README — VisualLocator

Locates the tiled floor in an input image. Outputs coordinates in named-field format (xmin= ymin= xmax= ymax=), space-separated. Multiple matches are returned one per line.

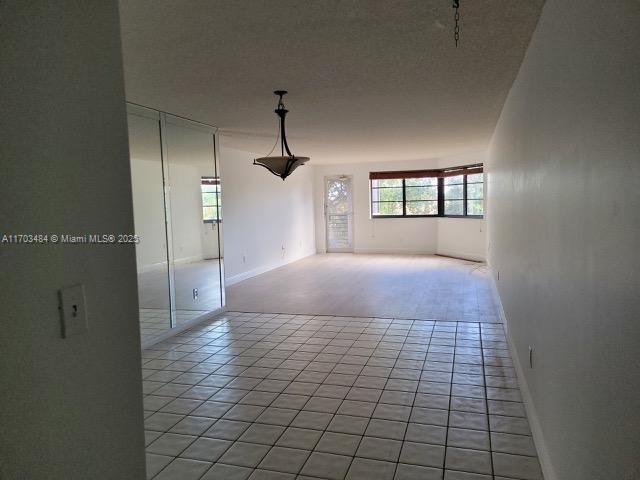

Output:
xmin=142 ymin=311 xmax=542 ymax=479
xmin=140 ymin=308 xmax=212 ymax=342
xmin=227 ymin=255 xmax=499 ymax=323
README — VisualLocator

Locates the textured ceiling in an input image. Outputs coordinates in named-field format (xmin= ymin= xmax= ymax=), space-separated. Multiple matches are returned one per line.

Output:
xmin=119 ymin=0 xmax=544 ymax=164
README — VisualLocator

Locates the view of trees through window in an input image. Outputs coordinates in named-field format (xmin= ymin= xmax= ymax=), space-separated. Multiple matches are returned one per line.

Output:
xmin=465 ymin=173 xmax=484 ymax=215
xmin=370 ymin=166 xmax=483 ymax=218
xmin=201 ymin=177 xmax=221 ymax=222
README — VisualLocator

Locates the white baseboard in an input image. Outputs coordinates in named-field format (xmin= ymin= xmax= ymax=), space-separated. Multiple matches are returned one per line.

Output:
xmin=352 ymin=248 xmax=486 ymax=261
xmin=137 ymin=255 xmax=206 ymax=274
xmin=225 ymin=251 xmax=315 ymax=286
xmin=354 ymin=247 xmax=437 ymax=255
xmin=314 ymin=248 xmax=485 ymax=261
xmin=174 ymin=254 xmax=205 ymax=265
xmin=488 ymin=270 xmax=557 ymax=480
xmin=436 ymin=249 xmax=486 ymax=262
xmin=138 ymin=261 xmax=167 ymax=274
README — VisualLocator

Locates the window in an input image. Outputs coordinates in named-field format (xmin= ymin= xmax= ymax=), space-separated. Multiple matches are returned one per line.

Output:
xmin=370 ymin=164 xmax=483 ymax=218
xmin=371 ymin=177 xmax=439 ymax=216
xmin=201 ymin=177 xmax=221 ymax=222
xmin=444 ymin=175 xmax=464 ymax=215
xmin=465 ymin=173 xmax=484 ymax=216
xmin=371 ymin=178 xmax=403 ymax=216
xmin=406 ymin=177 xmax=439 ymax=215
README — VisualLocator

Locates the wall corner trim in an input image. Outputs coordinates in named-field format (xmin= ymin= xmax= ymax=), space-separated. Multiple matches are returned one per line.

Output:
xmin=488 ymin=270 xmax=558 ymax=480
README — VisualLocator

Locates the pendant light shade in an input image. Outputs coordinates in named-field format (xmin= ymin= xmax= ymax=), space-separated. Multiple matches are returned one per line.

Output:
xmin=254 ymin=90 xmax=310 ymax=180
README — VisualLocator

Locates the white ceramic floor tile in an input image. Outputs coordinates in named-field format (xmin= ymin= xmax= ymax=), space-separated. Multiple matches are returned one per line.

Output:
xmin=142 ymin=310 xmax=541 ymax=480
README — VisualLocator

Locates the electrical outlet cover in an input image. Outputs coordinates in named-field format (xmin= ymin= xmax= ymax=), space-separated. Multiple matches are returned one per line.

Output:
xmin=59 ymin=284 xmax=88 ymax=338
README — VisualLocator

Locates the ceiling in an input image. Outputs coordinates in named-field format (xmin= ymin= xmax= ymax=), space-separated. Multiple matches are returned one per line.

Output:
xmin=119 ymin=0 xmax=544 ymax=164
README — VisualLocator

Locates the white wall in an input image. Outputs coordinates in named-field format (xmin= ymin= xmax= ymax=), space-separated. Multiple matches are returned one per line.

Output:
xmin=487 ymin=1 xmax=640 ymax=479
xmin=130 ymin=156 xmax=168 ymax=269
xmin=436 ymin=217 xmax=486 ymax=261
xmin=219 ymin=145 xmax=316 ymax=284
xmin=0 ymin=1 xmax=146 ymax=478
xmin=166 ymin=162 xmax=206 ymax=263
xmin=313 ymin=154 xmax=486 ymax=260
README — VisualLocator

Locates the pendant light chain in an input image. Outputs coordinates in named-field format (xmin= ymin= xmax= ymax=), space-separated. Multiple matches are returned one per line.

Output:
xmin=453 ymin=0 xmax=460 ymax=47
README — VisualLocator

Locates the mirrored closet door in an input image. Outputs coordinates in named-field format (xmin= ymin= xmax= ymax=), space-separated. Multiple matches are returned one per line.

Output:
xmin=126 ymin=104 xmax=224 ymax=344
xmin=164 ymin=114 xmax=224 ymax=326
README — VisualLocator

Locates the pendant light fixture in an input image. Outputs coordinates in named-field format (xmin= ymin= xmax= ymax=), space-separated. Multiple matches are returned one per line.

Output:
xmin=254 ymin=90 xmax=310 ymax=180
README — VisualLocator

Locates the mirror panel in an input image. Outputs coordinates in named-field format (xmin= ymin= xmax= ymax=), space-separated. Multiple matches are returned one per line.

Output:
xmin=127 ymin=104 xmax=224 ymax=344
xmin=127 ymin=106 xmax=173 ymax=342
xmin=165 ymin=116 xmax=223 ymax=325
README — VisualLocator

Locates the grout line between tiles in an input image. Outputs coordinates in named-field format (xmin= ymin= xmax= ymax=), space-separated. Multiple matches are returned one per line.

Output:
xmin=142 ymin=312 xmax=537 ymax=480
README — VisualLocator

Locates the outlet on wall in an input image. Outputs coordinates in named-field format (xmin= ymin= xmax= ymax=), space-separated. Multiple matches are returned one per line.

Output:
xmin=496 ymin=270 xmax=500 ymax=281
xmin=59 ymin=284 xmax=88 ymax=338
xmin=528 ymin=346 xmax=534 ymax=368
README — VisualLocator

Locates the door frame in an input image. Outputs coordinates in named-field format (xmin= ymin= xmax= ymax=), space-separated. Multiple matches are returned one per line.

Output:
xmin=324 ymin=175 xmax=354 ymax=253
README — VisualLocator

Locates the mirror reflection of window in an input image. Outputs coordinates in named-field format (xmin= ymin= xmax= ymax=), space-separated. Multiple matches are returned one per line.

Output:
xmin=201 ymin=177 xmax=221 ymax=223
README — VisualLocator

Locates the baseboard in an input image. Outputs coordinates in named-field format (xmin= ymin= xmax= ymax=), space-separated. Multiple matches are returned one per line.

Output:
xmin=488 ymin=270 xmax=557 ymax=480
xmin=225 ymin=251 xmax=315 ymax=286
xmin=137 ymin=261 xmax=167 ymax=274
xmin=436 ymin=249 xmax=486 ymax=262
xmin=174 ymin=254 xmax=206 ymax=265
xmin=353 ymin=247 xmax=437 ymax=255
xmin=137 ymin=255 xmax=207 ymax=274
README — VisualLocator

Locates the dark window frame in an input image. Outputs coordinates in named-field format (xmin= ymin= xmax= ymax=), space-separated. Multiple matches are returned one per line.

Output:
xmin=371 ymin=179 xmax=439 ymax=218
xmin=370 ymin=164 xmax=484 ymax=219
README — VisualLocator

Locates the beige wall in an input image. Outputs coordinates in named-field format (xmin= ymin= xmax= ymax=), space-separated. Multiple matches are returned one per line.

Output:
xmin=0 ymin=1 xmax=146 ymax=478
xmin=488 ymin=0 xmax=640 ymax=479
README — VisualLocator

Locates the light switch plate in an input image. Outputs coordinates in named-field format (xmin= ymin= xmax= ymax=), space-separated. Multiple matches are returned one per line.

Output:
xmin=59 ymin=284 xmax=88 ymax=338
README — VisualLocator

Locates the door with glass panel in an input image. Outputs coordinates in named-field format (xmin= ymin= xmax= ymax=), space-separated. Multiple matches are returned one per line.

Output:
xmin=325 ymin=176 xmax=353 ymax=252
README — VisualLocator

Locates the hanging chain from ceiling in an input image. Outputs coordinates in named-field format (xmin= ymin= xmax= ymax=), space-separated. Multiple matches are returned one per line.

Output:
xmin=453 ymin=0 xmax=460 ymax=47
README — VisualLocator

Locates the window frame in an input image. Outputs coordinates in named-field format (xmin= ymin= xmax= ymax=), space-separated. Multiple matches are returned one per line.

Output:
xmin=463 ymin=173 xmax=484 ymax=218
xmin=201 ymin=176 xmax=221 ymax=224
xmin=371 ymin=178 xmax=439 ymax=218
xmin=370 ymin=164 xmax=484 ymax=219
